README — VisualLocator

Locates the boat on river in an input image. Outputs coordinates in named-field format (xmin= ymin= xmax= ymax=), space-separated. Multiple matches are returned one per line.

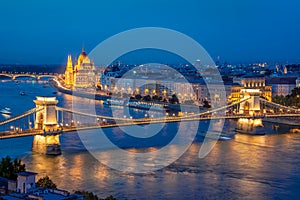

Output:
xmin=200 ymin=131 xmax=234 ymax=140
xmin=235 ymin=125 xmax=265 ymax=135
xmin=0 ymin=108 xmax=11 ymax=115
xmin=103 ymin=99 xmax=126 ymax=106
xmin=127 ymin=102 xmax=169 ymax=112
xmin=104 ymin=99 xmax=169 ymax=112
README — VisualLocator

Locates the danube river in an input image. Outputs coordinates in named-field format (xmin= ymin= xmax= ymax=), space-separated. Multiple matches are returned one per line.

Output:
xmin=0 ymin=80 xmax=300 ymax=199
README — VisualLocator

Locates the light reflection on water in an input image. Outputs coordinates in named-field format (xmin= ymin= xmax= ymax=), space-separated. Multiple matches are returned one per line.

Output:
xmin=0 ymin=81 xmax=300 ymax=199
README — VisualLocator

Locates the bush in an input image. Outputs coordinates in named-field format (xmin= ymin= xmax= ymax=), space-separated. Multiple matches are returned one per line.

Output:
xmin=36 ymin=176 xmax=57 ymax=189
xmin=75 ymin=191 xmax=99 ymax=200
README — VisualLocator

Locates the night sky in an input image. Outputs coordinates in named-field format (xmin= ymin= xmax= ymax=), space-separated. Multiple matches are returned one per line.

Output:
xmin=0 ymin=0 xmax=299 ymax=64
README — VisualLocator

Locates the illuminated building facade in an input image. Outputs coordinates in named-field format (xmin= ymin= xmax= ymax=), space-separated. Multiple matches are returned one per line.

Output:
xmin=267 ymin=77 xmax=297 ymax=97
xmin=101 ymin=73 xmax=231 ymax=104
xmin=64 ymin=55 xmax=73 ymax=86
xmin=230 ymin=75 xmax=272 ymax=102
xmin=64 ymin=47 xmax=96 ymax=88
xmin=297 ymin=78 xmax=300 ymax=88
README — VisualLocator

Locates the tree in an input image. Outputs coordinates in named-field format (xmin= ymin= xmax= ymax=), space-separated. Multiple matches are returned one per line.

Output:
xmin=273 ymin=92 xmax=300 ymax=108
xmin=152 ymin=95 xmax=159 ymax=102
xmin=104 ymin=195 xmax=116 ymax=200
xmin=75 ymin=191 xmax=99 ymax=200
xmin=158 ymin=96 xmax=163 ymax=101
xmin=143 ymin=95 xmax=151 ymax=101
xmin=170 ymin=94 xmax=179 ymax=104
xmin=0 ymin=156 xmax=25 ymax=180
xmin=273 ymin=95 xmax=286 ymax=105
xmin=291 ymin=87 xmax=300 ymax=97
xmin=36 ymin=176 xmax=57 ymax=189
xmin=135 ymin=94 xmax=142 ymax=100
xmin=203 ymin=100 xmax=211 ymax=108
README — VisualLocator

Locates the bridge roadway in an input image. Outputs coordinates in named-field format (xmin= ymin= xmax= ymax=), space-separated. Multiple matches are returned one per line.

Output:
xmin=1 ymin=113 xmax=300 ymax=140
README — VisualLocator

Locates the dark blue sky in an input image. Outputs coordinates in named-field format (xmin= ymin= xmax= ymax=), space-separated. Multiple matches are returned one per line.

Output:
xmin=0 ymin=0 xmax=299 ymax=64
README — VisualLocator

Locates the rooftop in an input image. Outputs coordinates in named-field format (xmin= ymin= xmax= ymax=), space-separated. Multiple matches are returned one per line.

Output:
xmin=242 ymin=74 xmax=265 ymax=78
xmin=267 ymin=77 xmax=297 ymax=85
xmin=17 ymin=171 xmax=38 ymax=177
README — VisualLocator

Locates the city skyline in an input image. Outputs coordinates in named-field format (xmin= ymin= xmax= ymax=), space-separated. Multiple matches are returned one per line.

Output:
xmin=0 ymin=0 xmax=299 ymax=64
xmin=0 ymin=1 xmax=300 ymax=199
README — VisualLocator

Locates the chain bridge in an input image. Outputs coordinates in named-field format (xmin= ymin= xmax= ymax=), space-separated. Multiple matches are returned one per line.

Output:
xmin=0 ymin=91 xmax=299 ymax=155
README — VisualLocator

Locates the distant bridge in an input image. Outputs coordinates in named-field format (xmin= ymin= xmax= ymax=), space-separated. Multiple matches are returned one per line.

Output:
xmin=0 ymin=72 xmax=58 ymax=80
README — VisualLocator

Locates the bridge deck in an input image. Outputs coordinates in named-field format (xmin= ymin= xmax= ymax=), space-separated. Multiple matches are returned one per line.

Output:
xmin=1 ymin=113 xmax=299 ymax=140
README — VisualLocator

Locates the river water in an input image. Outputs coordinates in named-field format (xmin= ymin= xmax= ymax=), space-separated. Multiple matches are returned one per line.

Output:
xmin=0 ymin=80 xmax=300 ymax=200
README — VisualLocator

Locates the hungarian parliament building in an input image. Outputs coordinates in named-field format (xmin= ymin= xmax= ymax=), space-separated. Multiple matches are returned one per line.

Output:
xmin=64 ymin=47 xmax=100 ymax=89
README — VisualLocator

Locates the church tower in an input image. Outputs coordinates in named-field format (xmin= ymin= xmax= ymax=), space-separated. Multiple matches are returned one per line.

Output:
xmin=65 ymin=54 xmax=74 ymax=86
xmin=284 ymin=66 xmax=288 ymax=74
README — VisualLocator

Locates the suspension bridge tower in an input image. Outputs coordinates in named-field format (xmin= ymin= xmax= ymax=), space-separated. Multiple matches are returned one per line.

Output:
xmin=32 ymin=97 xmax=61 ymax=155
xmin=237 ymin=89 xmax=263 ymax=134
xmin=239 ymin=89 xmax=261 ymax=116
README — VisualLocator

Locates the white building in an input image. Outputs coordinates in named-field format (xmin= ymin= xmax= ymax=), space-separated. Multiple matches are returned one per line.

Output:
xmin=296 ymin=77 xmax=300 ymax=88
xmin=17 ymin=172 xmax=37 ymax=194
xmin=267 ymin=77 xmax=297 ymax=97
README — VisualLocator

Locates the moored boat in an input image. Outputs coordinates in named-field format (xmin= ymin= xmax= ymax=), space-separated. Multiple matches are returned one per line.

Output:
xmin=235 ymin=126 xmax=265 ymax=135
xmin=0 ymin=108 xmax=11 ymax=115
xmin=127 ymin=102 xmax=169 ymax=112
xmin=104 ymin=99 xmax=126 ymax=106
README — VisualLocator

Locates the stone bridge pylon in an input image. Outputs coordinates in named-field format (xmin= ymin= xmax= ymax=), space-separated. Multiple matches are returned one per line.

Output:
xmin=32 ymin=97 xmax=62 ymax=155
xmin=238 ymin=89 xmax=261 ymax=116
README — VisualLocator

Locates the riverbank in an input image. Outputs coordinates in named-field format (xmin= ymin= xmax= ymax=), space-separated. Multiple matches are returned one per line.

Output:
xmin=263 ymin=117 xmax=300 ymax=126
xmin=50 ymin=78 xmax=206 ymax=113
xmin=50 ymin=79 xmax=111 ymax=101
